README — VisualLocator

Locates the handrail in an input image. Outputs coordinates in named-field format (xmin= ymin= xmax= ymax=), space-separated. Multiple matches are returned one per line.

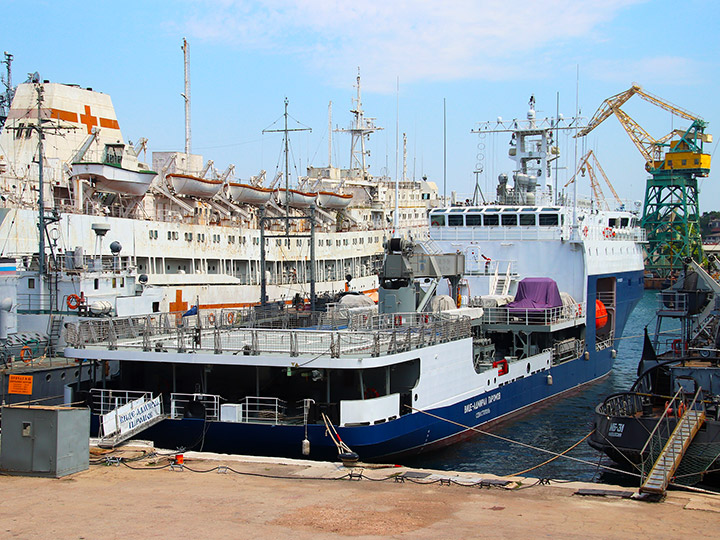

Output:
xmin=639 ymin=386 xmax=684 ymax=458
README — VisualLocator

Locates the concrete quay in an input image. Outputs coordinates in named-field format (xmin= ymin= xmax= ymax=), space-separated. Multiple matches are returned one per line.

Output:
xmin=1 ymin=445 xmax=718 ymax=539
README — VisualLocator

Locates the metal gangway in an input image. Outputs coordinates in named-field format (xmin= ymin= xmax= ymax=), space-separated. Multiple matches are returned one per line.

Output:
xmin=92 ymin=389 xmax=168 ymax=447
xmin=639 ymin=387 xmax=706 ymax=496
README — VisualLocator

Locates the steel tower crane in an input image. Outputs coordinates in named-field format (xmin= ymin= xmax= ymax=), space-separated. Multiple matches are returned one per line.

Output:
xmin=578 ymin=84 xmax=712 ymax=276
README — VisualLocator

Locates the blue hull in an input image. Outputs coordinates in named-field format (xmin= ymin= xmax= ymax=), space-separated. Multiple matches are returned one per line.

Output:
xmin=110 ymin=269 xmax=644 ymax=461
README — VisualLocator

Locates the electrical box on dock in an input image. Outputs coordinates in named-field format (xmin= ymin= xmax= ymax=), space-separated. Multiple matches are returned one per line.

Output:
xmin=0 ymin=405 xmax=90 ymax=477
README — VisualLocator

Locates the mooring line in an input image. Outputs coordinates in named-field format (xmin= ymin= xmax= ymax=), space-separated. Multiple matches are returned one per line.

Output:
xmin=406 ymin=405 xmax=641 ymax=479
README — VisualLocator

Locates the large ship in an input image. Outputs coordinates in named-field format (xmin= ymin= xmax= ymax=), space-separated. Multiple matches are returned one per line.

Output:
xmin=63 ymin=97 xmax=646 ymax=461
xmin=0 ymin=60 xmax=439 ymax=321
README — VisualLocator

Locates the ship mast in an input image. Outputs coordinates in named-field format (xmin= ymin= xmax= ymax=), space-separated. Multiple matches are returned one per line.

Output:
xmin=181 ymin=38 xmax=191 ymax=155
xmin=336 ymin=70 xmax=382 ymax=180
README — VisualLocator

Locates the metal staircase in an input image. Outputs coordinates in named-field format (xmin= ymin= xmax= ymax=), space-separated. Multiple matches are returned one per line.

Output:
xmin=48 ymin=315 xmax=64 ymax=354
xmin=639 ymin=387 xmax=706 ymax=495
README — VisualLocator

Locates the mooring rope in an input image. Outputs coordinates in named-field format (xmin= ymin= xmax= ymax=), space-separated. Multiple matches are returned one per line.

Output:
xmin=508 ymin=430 xmax=595 ymax=477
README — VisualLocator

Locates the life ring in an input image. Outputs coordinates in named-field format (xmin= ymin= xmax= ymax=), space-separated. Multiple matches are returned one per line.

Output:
xmin=602 ymin=227 xmax=611 ymax=239
xmin=576 ymin=303 xmax=583 ymax=317
xmin=422 ymin=314 xmax=430 ymax=324
xmin=227 ymin=312 xmax=235 ymax=324
xmin=67 ymin=294 xmax=81 ymax=310
xmin=208 ymin=313 xmax=216 ymax=324
xmin=394 ymin=315 xmax=402 ymax=326
xmin=20 ymin=346 xmax=32 ymax=364
xmin=672 ymin=339 xmax=683 ymax=355
xmin=364 ymin=387 xmax=380 ymax=399
xmin=582 ymin=226 xmax=588 ymax=237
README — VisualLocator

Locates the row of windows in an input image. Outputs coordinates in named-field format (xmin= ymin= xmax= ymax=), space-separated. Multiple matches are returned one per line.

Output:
xmin=431 ymin=213 xmax=561 ymax=227
xmin=149 ymin=230 xmax=381 ymax=247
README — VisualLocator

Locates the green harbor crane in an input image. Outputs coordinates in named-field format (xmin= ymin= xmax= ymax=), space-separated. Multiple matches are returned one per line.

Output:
xmin=578 ymin=85 xmax=712 ymax=277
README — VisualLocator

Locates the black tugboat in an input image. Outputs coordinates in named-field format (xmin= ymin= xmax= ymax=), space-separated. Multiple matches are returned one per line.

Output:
xmin=589 ymin=259 xmax=720 ymax=491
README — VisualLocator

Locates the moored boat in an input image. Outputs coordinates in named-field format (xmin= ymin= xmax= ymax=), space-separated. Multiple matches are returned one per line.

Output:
xmin=71 ymin=162 xmax=156 ymax=196
xmin=64 ymin=96 xmax=646 ymax=462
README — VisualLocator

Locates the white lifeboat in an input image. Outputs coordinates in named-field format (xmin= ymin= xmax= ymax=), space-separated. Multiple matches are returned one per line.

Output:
xmin=226 ymin=182 xmax=275 ymax=206
xmin=71 ymin=162 xmax=156 ymax=196
xmin=276 ymin=188 xmax=318 ymax=209
xmin=168 ymin=173 xmax=223 ymax=198
xmin=317 ymin=191 xmax=353 ymax=210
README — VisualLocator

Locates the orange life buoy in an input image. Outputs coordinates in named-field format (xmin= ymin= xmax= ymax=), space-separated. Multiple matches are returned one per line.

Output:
xmin=582 ymin=226 xmax=589 ymax=237
xmin=20 ymin=346 xmax=32 ymax=364
xmin=672 ymin=339 xmax=683 ymax=355
xmin=208 ymin=313 xmax=216 ymax=324
xmin=394 ymin=314 xmax=402 ymax=326
xmin=227 ymin=312 xmax=235 ymax=324
xmin=67 ymin=294 xmax=81 ymax=310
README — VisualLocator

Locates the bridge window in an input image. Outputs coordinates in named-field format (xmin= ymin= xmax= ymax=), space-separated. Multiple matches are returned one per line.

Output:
xmin=448 ymin=215 xmax=464 ymax=226
xmin=430 ymin=214 xmax=446 ymax=226
xmin=519 ymin=214 xmax=536 ymax=226
xmin=501 ymin=214 xmax=517 ymax=226
xmin=466 ymin=214 xmax=482 ymax=226
xmin=539 ymin=214 xmax=559 ymax=226
xmin=483 ymin=214 xmax=499 ymax=226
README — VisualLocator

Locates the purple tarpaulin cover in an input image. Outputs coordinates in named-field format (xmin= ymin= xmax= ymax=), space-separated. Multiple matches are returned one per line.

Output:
xmin=506 ymin=277 xmax=562 ymax=313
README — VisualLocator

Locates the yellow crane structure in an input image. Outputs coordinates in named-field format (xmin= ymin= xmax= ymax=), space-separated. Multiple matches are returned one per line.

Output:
xmin=565 ymin=150 xmax=623 ymax=211
xmin=577 ymin=84 xmax=712 ymax=276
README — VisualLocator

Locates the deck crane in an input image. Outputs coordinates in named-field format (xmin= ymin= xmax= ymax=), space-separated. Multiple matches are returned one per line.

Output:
xmin=577 ymin=84 xmax=712 ymax=276
xmin=565 ymin=150 xmax=623 ymax=211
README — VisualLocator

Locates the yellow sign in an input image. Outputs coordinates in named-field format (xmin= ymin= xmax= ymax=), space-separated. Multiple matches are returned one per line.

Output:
xmin=8 ymin=374 xmax=33 ymax=395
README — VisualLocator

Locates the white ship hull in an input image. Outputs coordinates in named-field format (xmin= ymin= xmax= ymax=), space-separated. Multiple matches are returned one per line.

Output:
xmin=276 ymin=188 xmax=317 ymax=209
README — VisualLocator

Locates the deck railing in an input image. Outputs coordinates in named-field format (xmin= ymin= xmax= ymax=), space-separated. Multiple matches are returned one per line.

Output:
xmin=66 ymin=311 xmax=472 ymax=358
xmin=479 ymin=302 xmax=585 ymax=326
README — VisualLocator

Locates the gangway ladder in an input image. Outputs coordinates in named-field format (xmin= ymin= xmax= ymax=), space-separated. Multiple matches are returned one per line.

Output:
xmin=639 ymin=387 xmax=706 ymax=496
xmin=98 ymin=393 xmax=168 ymax=448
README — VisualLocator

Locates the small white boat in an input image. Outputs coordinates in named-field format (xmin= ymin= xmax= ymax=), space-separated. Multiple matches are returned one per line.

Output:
xmin=71 ymin=162 xmax=156 ymax=196
xmin=276 ymin=188 xmax=318 ymax=209
xmin=317 ymin=191 xmax=353 ymax=210
xmin=168 ymin=173 xmax=223 ymax=198
xmin=226 ymin=182 xmax=275 ymax=206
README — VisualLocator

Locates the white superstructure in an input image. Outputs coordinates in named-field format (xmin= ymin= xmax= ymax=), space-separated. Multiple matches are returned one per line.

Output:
xmin=0 ymin=76 xmax=440 ymax=313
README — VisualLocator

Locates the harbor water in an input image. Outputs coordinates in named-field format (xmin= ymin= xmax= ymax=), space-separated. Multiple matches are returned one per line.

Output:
xmin=404 ymin=290 xmax=660 ymax=485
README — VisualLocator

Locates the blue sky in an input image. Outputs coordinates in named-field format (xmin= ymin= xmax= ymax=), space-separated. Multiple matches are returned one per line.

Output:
xmin=4 ymin=0 xmax=719 ymax=210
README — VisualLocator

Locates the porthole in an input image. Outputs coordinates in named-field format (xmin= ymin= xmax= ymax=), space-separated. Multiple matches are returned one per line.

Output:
xmin=526 ymin=363 xmax=531 ymax=373
xmin=45 ymin=374 xmax=51 ymax=382
xmin=414 ymin=394 xmax=418 ymax=402
xmin=61 ymin=372 xmax=66 ymax=380
xmin=74 ymin=370 xmax=79 ymax=378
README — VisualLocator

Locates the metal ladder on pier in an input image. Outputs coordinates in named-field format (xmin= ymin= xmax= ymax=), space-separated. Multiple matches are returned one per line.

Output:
xmin=639 ymin=387 xmax=705 ymax=496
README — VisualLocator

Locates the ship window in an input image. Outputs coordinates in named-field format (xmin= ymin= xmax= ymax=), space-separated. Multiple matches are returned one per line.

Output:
xmin=168 ymin=231 xmax=172 ymax=240
xmin=621 ymin=218 xmax=629 ymax=227
xmin=466 ymin=214 xmax=482 ymax=226
xmin=112 ymin=278 xmax=117 ymax=288
xmin=483 ymin=214 xmax=499 ymax=226
xmin=430 ymin=214 xmax=446 ymax=226
xmin=449 ymin=208 xmax=465 ymax=212
xmin=682 ymin=159 xmax=687 ymax=166
xmin=94 ymin=278 xmax=99 ymax=289
xmin=539 ymin=213 xmax=558 ymax=226
xmin=448 ymin=215 xmax=464 ymax=226
xmin=519 ymin=214 xmax=536 ymax=226
xmin=28 ymin=278 xmax=35 ymax=289
xmin=695 ymin=158 xmax=699 ymax=165
xmin=501 ymin=214 xmax=517 ymax=226
xmin=609 ymin=218 xmax=618 ymax=227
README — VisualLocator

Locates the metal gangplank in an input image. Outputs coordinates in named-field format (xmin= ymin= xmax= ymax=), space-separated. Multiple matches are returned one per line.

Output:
xmin=639 ymin=388 xmax=706 ymax=496
xmin=93 ymin=389 xmax=168 ymax=448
